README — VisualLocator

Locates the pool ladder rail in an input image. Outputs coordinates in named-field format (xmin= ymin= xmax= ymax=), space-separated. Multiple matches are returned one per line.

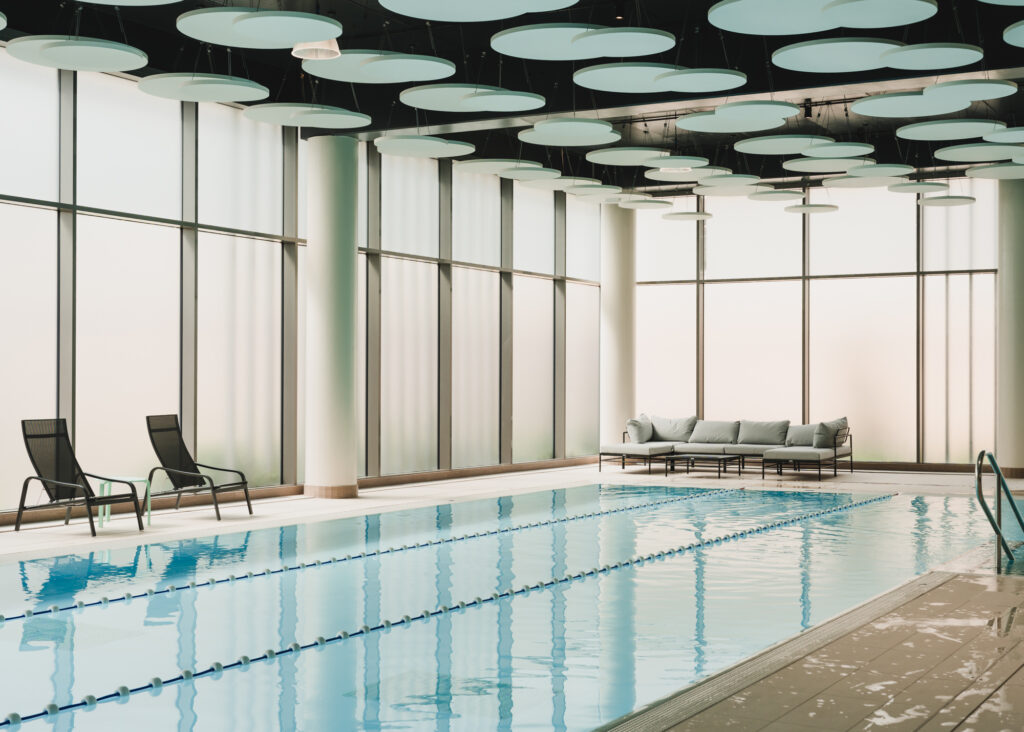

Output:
xmin=974 ymin=450 xmax=1024 ymax=565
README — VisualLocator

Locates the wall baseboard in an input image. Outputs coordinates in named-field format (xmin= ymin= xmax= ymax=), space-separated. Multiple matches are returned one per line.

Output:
xmin=355 ymin=456 xmax=599 ymax=489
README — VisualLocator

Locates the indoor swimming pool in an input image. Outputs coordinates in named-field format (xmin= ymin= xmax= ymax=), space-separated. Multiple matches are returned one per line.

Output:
xmin=0 ymin=485 xmax=992 ymax=730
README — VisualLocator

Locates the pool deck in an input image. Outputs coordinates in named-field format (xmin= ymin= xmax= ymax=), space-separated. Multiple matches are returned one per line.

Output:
xmin=3 ymin=463 xmax=1023 ymax=731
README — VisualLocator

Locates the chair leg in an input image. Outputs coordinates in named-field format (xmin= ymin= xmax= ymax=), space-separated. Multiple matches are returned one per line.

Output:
xmin=15 ymin=484 xmax=28 ymax=532
xmin=243 ymin=484 xmax=253 ymax=515
xmin=211 ymin=489 xmax=222 ymax=520
xmin=175 ymin=492 xmax=183 ymax=510
xmin=818 ymin=462 xmax=822 ymax=481
xmin=132 ymin=492 xmax=144 ymax=532
xmin=85 ymin=501 xmax=97 ymax=537
xmin=64 ymin=506 xmax=72 ymax=525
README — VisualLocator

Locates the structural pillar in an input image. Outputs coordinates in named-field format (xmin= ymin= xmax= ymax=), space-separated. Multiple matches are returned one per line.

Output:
xmin=600 ymin=204 xmax=636 ymax=446
xmin=997 ymin=179 xmax=1024 ymax=470
xmin=304 ymin=135 xmax=359 ymax=498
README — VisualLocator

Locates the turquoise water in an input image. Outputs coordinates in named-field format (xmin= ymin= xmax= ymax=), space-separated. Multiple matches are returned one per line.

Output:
xmin=0 ymin=485 xmax=989 ymax=730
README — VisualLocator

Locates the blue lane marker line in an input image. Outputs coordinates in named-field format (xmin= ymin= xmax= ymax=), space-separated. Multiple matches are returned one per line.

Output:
xmin=0 ymin=488 xmax=745 ymax=625
xmin=1 ymin=491 xmax=895 ymax=727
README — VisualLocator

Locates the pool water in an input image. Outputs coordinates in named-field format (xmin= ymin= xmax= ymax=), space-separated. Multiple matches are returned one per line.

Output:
xmin=0 ymin=485 xmax=989 ymax=730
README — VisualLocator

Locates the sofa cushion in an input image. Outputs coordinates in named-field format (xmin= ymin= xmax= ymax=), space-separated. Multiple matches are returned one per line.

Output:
xmin=813 ymin=417 xmax=849 ymax=448
xmin=626 ymin=414 xmax=653 ymax=444
xmin=738 ymin=420 xmax=790 ymax=446
xmin=601 ymin=442 xmax=674 ymax=457
xmin=688 ymin=420 xmax=740 ymax=444
xmin=673 ymin=443 xmax=727 ymax=455
xmin=650 ymin=415 xmax=698 ymax=442
xmin=785 ymin=424 xmax=817 ymax=447
xmin=727 ymin=444 xmax=779 ymax=456
xmin=763 ymin=446 xmax=852 ymax=461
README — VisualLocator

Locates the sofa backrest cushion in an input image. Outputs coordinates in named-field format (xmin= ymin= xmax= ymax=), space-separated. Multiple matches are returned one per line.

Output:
xmin=626 ymin=414 xmax=653 ymax=443
xmin=650 ymin=415 xmax=698 ymax=442
xmin=785 ymin=424 xmax=817 ymax=447
xmin=813 ymin=417 xmax=849 ymax=448
xmin=688 ymin=420 xmax=740 ymax=444
xmin=738 ymin=420 xmax=790 ymax=446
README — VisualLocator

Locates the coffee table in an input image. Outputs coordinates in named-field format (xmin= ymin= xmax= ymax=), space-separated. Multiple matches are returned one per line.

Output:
xmin=671 ymin=454 xmax=741 ymax=478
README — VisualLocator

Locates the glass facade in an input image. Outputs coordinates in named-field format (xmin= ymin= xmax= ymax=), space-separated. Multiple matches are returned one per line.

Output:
xmin=513 ymin=275 xmax=555 ymax=462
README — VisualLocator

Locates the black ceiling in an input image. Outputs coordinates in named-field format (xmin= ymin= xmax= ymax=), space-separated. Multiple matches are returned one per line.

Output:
xmin=4 ymin=0 xmax=1024 ymax=188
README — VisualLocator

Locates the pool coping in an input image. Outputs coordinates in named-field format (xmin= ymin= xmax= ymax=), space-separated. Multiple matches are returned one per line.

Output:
xmin=600 ymin=570 xmax=958 ymax=732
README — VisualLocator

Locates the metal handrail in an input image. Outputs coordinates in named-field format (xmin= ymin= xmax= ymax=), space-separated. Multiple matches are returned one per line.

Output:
xmin=974 ymin=450 xmax=1024 ymax=564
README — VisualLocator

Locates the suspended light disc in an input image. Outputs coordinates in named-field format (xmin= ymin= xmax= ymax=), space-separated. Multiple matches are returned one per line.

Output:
xmin=571 ymin=27 xmax=676 ymax=58
xmin=966 ymin=164 xmax=1024 ymax=180
xmin=6 ymin=36 xmax=147 ymax=72
xmin=379 ymin=0 xmax=579 ymax=23
xmin=373 ymin=135 xmax=475 ymax=159
xmin=663 ymin=211 xmax=712 ymax=221
xmin=138 ymin=73 xmax=269 ymax=103
xmin=734 ymin=135 xmax=834 ymax=155
xmin=786 ymin=204 xmax=839 ymax=214
xmin=749 ymin=190 xmax=805 ymax=201
xmin=648 ymin=155 xmax=710 ymax=169
xmin=919 ymin=196 xmax=976 ymax=207
xmin=897 ymin=119 xmax=1007 ymax=141
xmin=772 ymin=37 xmax=904 ymax=73
xmin=518 ymin=118 xmax=621 ymax=147
xmin=585 ymin=147 xmax=670 ymax=166
xmin=881 ymin=42 xmax=983 ymax=70
xmin=491 ymin=24 xmax=607 ymax=61
xmin=455 ymin=159 xmax=541 ymax=176
xmin=888 ymin=181 xmax=950 ymax=193
xmin=231 ymin=11 xmax=342 ymax=46
xmin=821 ymin=0 xmax=938 ymax=29
xmin=934 ymin=143 xmax=1024 ymax=163
xmin=498 ymin=167 xmax=560 ymax=181
xmin=803 ymin=141 xmax=875 ymax=157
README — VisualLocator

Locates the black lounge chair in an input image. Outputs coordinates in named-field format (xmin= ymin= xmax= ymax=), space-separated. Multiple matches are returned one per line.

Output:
xmin=18 ymin=418 xmax=145 ymax=536
xmin=145 ymin=414 xmax=253 ymax=520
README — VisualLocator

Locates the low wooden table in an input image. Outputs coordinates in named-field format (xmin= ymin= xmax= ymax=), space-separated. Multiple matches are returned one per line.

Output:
xmin=671 ymin=454 xmax=742 ymax=478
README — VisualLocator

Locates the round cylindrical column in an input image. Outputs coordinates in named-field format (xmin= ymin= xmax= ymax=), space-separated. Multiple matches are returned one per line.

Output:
xmin=600 ymin=204 xmax=636 ymax=446
xmin=304 ymin=135 xmax=359 ymax=498
xmin=997 ymin=179 xmax=1024 ymax=469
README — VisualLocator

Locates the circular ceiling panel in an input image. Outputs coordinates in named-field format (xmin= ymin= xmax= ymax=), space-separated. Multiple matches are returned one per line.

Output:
xmin=677 ymin=101 xmax=799 ymax=134
xmin=491 ymin=23 xmax=607 ymax=61
xmin=400 ymin=83 xmax=499 ymax=112
xmin=786 ymin=204 xmax=839 ymax=214
xmin=518 ymin=118 xmax=621 ymax=147
xmin=302 ymin=50 xmax=398 ymax=84
xmin=889 ymin=181 xmax=950 ymax=193
xmin=919 ymin=196 xmax=976 ymax=207
xmin=359 ymin=54 xmax=456 ymax=83
xmin=734 ymin=134 xmax=834 ymax=155
xmin=565 ymin=184 xmax=622 ymax=197
xmin=655 ymin=68 xmax=748 ymax=93
xmin=966 ymin=164 xmax=1024 ymax=180
xmin=984 ymin=127 xmax=1024 ymax=143
xmin=821 ymin=0 xmax=937 ymax=28
xmin=850 ymin=91 xmax=968 ymax=118
xmin=379 ymin=0 xmax=577 ymax=22
xmin=1006 ymin=20 xmax=1024 ymax=48
xmin=709 ymin=0 xmax=836 ymax=36
xmin=522 ymin=176 xmax=601 ymax=190
xmin=585 ymin=147 xmax=670 ymax=166
xmin=0 ymin=12 xmax=6 ymax=31
xmin=242 ymin=102 xmax=358 ymax=127
xmin=645 ymin=168 xmax=718 ymax=182
xmin=571 ymin=27 xmax=676 ymax=58
xmin=80 ymin=0 xmax=180 ymax=4
xmin=6 ymin=36 xmax=147 ymax=72
xmin=928 ymin=78 xmax=1018 ymax=103
xmin=649 ymin=155 xmax=710 ymax=169
xmin=934 ymin=143 xmax=1023 ymax=163
xmin=620 ymin=199 xmax=674 ymax=210
xmin=178 ymin=7 xmax=290 ymax=49
xmin=823 ymin=175 xmax=905 ymax=188
xmin=772 ymin=37 xmax=903 ymax=73
xmin=461 ymin=89 xmax=545 ymax=112
xmin=232 ymin=11 xmax=342 ymax=46
xmin=694 ymin=184 xmax=772 ymax=196
xmin=498 ymin=166 xmax=560 ymax=181
xmin=296 ymin=108 xmax=371 ymax=130
xmin=664 ymin=212 xmax=712 ymax=221
xmin=749 ymin=190 xmax=805 ymax=201
xmin=138 ymin=73 xmax=268 ymax=102
xmin=881 ymin=42 xmax=983 ymax=70
xmin=897 ymin=119 xmax=1006 ymax=141
xmin=702 ymin=174 xmax=761 ymax=187
xmin=782 ymin=156 xmax=874 ymax=173
xmin=847 ymin=163 xmax=913 ymax=177
xmin=373 ymin=135 xmax=475 ymax=159
xmin=455 ymin=159 xmax=541 ymax=176
xmin=803 ymin=141 xmax=875 ymax=157
xmin=574 ymin=62 xmax=682 ymax=94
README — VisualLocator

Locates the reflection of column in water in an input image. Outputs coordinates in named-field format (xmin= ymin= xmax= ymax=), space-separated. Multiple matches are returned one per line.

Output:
xmin=175 ymin=582 xmax=198 ymax=732
xmin=599 ymin=499 xmax=636 ymax=719
xmin=277 ymin=524 xmax=299 ymax=732
xmin=434 ymin=504 xmax=454 ymax=730
xmin=549 ymin=490 xmax=568 ymax=732
xmin=496 ymin=496 xmax=513 ymax=731
xmin=26 ymin=611 xmax=74 ymax=732
xmin=363 ymin=514 xmax=382 ymax=727
xmin=800 ymin=524 xmax=812 ymax=631
xmin=693 ymin=514 xmax=707 ymax=679
xmin=912 ymin=495 xmax=930 ymax=576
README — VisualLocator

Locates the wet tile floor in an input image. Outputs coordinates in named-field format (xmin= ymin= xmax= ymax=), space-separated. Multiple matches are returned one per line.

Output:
xmin=668 ymin=572 xmax=1024 ymax=731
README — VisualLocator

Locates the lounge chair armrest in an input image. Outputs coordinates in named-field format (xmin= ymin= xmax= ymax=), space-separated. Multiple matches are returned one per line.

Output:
xmin=82 ymin=473 xmax=142 ymax=494
xmin=195 ymin=463 xmax=247 ymax=483
xmin=622 ymin=431 xmax=629 ymax=442
xmin=146 ymin=466 xmax=214 ymax=488
xmin=22 ymin=475 xmax=86 ymax=495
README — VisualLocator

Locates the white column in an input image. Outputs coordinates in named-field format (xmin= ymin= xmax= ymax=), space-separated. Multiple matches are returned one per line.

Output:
xmin=997 ymin=180 xmax=1024 ymax=469
xmin=600 ymin=204 xmax=636 ymax=446
xmin=304 ymin=135 xmax=359 ymax=498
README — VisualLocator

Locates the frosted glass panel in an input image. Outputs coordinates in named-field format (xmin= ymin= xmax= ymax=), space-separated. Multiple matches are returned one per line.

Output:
xmin=297 ymin=138 xmax=307 ymax=240
xmin=381 ymin=257 xmax=438 ymax=474
xmin=923 ymin=274 xmax=995 ymax=463
xmin=357 ymin=253 xmax=367 ymax=477
xmin=566 ymin=196 xmax=601 ymax=281
xmin=705 ymin=196 xmax=802 ymax=279
xmin=297 ymin=246 xmax=306 ymax=484
xmin=381 ymin=155 xmax=438 ymax=257
xmin=923 ymin=178 xmax=997 ymax=271
xmin=809 ymin=187 xmax=916 ymax=275
xmin=513 ymin=276 xmax=553 ymax=462
xmin=452 ymin=267 xmax=500 ymax=468
xmin=810 ymin=277 xmax=917 ymax=461
xmin=566 ymin=283 xmax=600 ymax=456
xmin=198 ymin=104 xmax=282 ymax=234
xmin=197 ymin=233 xmax=282 ymax=487
xmin=452 ymin=170 xmax=500 ymax=266
xmin=0 ymin=49 xmax=58 ymax=202
xmin=77 ymin=72 xmax=181 ymax=219
xmin=635 ymin=284 xmax=696 ymax=417
xmin=0 ymin=204 xmax=56 ymax=510
xmin=705 ymin=281 xmax=802 ymax=421
xmin=76 ymin=216 xmax=179 ymax=477
xmin=635 ymin=197 xmax=697 ymax=281
xmin=513 ymin=182 xmax=554 ymax=274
